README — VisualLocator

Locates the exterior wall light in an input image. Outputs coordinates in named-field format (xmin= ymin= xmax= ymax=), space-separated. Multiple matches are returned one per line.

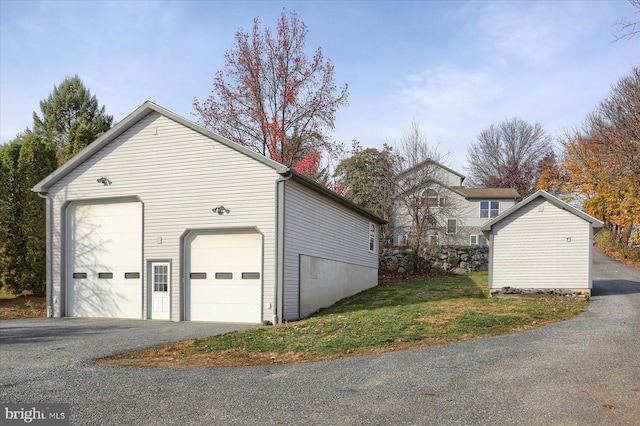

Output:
xmin=97 ymin=177 xmax=112 ymax=186
xmin=212 ymin=205 xmax=230 ymax=215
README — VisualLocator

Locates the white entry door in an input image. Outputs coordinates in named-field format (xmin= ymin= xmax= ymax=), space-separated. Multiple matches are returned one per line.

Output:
xmin=151 ymin=262 xmax=170 ymax=320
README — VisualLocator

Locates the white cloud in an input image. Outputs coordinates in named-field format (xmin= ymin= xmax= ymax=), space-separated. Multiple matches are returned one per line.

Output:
xmin=473 ymin=2 xmax=596 ymax=66
xmin=398 ymin=66 xmax=504 ymax=118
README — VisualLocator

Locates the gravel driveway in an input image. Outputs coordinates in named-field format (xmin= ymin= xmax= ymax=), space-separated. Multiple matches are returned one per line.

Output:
xmin=1 ymin=248 xmax=639 ymax=425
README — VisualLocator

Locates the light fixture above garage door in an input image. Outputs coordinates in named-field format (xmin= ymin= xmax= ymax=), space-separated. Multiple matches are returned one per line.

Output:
xmin=212 ymin=205 xmax=230 ymax=215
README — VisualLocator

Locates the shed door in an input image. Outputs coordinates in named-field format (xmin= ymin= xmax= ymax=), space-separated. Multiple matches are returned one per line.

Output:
xmin=186 ymin=231 xmax=262 ymax=323
xmin=66 ymin=201 xmax=142 ymax=318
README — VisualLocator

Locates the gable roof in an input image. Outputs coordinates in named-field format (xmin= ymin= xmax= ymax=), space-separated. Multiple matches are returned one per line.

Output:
xmin=451 ymin=187 xmax=520 ymax=199
xmin=32 ymin=101 xmax=288 ymax=193
xmin=396 ymin=158 xmax=465 ymax=183
xmin=481 ymin=190 xmax=604 ymax=232
xmin=32 ymin=101 xmax=385 ymax=224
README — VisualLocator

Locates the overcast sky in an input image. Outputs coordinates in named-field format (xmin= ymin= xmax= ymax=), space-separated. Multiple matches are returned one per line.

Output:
xmin=1 ymin=0 xmax=638 ymax=172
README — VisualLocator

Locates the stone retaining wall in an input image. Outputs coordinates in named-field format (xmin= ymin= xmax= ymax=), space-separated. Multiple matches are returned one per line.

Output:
xmin=380 ymin=246 xmax=489 ymax=275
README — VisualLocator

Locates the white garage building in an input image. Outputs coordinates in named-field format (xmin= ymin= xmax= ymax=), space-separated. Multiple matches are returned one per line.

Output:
xmin=481 ymin=190 xmax=603 ymax=294
xmin=33 ymin=101 xmax=384 ymax=323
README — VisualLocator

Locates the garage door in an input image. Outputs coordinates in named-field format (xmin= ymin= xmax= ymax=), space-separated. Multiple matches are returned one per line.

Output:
xmin=66 ymin=201 xmax=142 ymax=318
xmin=186 ymin=231 xmax=262 ymax=323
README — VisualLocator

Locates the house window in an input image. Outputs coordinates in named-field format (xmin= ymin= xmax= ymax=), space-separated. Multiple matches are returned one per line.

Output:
xmin=470 ymin=234 xmax=487 ymax=246
xmin=369 ymin=222 xmax=377 ymax=252
xmin=423 ymin=189 xmax=445 ymax=207
xmin=153 ymin=264 xmax=168 ymax=292
xmin=428 ymin=235 xmax=438 ymax=245
xmin=447 ymin=219 xmax=457 ymax=234
xmin=480 ymin=201 xmax=500 ymax=218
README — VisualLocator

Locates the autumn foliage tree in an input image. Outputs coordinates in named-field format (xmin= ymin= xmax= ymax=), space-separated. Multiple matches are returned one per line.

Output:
xmin=194 ymin=10 xmax=349 ymax=180
xmin=562 ymin=66 xmax=640 ymax=246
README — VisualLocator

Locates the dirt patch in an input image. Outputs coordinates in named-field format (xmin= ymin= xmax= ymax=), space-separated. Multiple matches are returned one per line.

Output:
xmin=96 ymin=343 xmax=413 ymax=369
xmin=0 ymin=296 xmax=46 ymax=320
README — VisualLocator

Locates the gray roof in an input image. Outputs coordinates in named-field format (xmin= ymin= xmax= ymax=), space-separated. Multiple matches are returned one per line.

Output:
xmin=397 ymin=158 xmax=466 ymax=183
xmin=32 ymin=101 xmax=385 ymax=224
xmin=481 ymin=190 xmax=604 ymax=232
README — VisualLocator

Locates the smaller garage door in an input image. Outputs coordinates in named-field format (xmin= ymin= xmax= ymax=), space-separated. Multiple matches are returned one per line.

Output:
xmin=66 ymin=201 xmax=142 ymax=318
xmin=186 ymin=231 xmax=262 ymax=323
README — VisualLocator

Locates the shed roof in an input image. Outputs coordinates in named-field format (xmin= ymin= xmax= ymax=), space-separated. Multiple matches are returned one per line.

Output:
xmin=32 ymin=101 xmax=385 ymax=224
xmin=451 ymin=187 xmax=520 ymax=199
xmin=480 ymin=190 xmax=604 ymax=233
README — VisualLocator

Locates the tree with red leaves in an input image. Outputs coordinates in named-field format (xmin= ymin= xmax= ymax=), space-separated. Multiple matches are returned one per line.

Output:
xmin=194 ymin=9 xmax=349 ymax=180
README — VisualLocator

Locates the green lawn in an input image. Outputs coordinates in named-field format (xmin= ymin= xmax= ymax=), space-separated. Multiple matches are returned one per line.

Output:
xmin=103 ymin=272 xmax=587 ymax=368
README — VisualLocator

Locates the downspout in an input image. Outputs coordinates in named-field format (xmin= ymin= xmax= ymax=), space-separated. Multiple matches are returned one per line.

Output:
xmin=274 ymin=171 xmax=293 ymax=325
xmin=486 ymin=231 xmax=494 ymax=292
xmin=36 ymin=191 xmax=53 ymax=317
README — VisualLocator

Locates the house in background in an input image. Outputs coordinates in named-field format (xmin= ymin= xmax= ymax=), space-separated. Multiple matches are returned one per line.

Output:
xmin=394 ymin=160 xmax=519 ymax=246
xmin=481 ymin=190 xmax=603 ymax=294
xmin=32 ymin=101 xmax=384 ymax=324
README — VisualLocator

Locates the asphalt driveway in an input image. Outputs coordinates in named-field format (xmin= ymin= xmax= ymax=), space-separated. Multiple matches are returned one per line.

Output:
xmin=1 ymin=248 xmax=639 ymax=425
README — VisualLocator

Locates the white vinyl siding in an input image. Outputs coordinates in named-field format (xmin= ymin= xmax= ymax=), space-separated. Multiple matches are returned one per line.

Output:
xmin=490 ymin=198 xmax=591 ymax=289
xmin=282 ymin=180 xmax=379 ymax=319
xmin=46 ymin=112 xmax=278 ymax=321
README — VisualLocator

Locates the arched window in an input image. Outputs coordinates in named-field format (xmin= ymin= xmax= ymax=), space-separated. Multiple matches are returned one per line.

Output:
xmin=423 ymin=189 xmax=445 ymax=207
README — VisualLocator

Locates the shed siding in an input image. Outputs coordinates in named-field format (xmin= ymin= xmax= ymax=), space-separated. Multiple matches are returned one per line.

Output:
xmin=47 ymin=112 xmax=278 ymax=321
xmin=282 ymin=181 xmax=378 ymax=319
xmin=491 ymin=198 xmax=591 ymax=289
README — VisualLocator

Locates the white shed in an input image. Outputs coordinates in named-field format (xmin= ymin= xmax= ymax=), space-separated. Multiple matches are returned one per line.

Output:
xmin=32 ymin=101 xmax=384 ymax=323
xmin=481 ymin=190 xmax=603 ymax=295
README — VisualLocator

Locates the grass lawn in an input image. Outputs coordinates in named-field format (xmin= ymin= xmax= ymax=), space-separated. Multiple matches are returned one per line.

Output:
xmin=99 ymin=272 xmax=588 ymax=369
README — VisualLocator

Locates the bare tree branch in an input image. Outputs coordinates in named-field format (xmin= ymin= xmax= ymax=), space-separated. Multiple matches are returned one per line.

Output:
xmin=613 ymin=0 xmax=640 ymax=41
xmin=465 ymin=117 xmax=553 ymax=197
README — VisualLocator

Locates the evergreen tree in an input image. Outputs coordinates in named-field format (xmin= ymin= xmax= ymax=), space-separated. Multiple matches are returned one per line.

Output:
xmin=33 ymin=74 xmax=113 ymax=162
xmin=0 ymin=134 xmax=57 ymax=295
xmin=64 ymin=121 xmax=96 ymax=162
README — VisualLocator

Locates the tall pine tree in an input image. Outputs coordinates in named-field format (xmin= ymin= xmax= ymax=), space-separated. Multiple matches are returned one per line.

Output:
xmin=33 ymin=74 xmax=113 ymax=162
